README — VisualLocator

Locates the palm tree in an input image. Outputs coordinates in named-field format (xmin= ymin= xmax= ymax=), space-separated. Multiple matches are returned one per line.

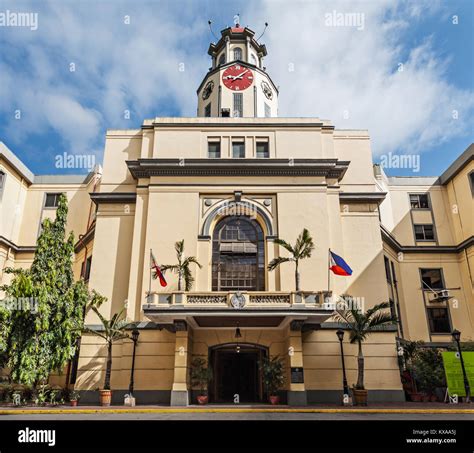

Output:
xmin=267 ymin=228 xmax=314 ymax=291
xmin=333 ymin=298 xmax=398 ymax=390
xmin=161 ymin=240 xmax=202 ymax=291
xmin=83 ymin=307 xmax=130 ymax=390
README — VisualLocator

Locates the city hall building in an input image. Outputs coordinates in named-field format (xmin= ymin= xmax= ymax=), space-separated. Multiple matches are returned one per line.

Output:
xmin=1 ymin=24 xmax=473 ymax=405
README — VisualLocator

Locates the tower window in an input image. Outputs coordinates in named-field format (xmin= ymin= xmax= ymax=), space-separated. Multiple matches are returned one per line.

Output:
xmin=264 ymin=103 xmax=271 ymax=118
xmin=414 ymin=224 xmax=434 ymax=241
xmin=204 ymin=103 xmax=211 ymax=117
xmin=208 ymin=140 xmax=221 ymax=158
xmin=218 ymin=53 xmax=226 ymax=66
xmin=469 ymin=171 xmax=474 ymax=196
xmin=233 ymin=93 xmax=243 ymax=117
xmin=232 ymin=140 xmax=245 ymax=158
xmin=409 ymin=193 xmax=429 ymax=209
xmin=256 ymin=141 xmax=269 ymax=158
xmin=250 ymin=53 xmax=257 ymax=66
xmin=233 ymin=47 xmax=242 ymax=61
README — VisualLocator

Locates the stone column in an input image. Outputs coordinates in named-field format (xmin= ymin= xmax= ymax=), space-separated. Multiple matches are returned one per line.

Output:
xmin=286 ymin=321 xmax=307 ymax=406
xmin=170 ymin=322 xmax=192 ymax=406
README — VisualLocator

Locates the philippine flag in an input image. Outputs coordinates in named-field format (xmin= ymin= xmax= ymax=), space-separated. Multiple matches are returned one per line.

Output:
xmin=329 ymin=250 xmax=353 ymax=276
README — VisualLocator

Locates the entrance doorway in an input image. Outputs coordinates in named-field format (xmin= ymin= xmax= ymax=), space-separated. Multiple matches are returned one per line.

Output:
xmin=209 ymin=343 xmax=267 ymax=403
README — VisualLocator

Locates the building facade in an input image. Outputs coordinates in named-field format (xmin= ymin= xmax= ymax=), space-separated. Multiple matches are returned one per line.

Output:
xmin=1 ymin=24 xmax=473 ymax=405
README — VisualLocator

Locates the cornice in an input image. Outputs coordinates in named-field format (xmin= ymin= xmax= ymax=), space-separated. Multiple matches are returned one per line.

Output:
xmin=381 ymin=225 xmax=474 ymax=254
xmin=126 ymin=158 xmax=349 ymax=180
xmin=90 ymin=192 xmax=137 ymax=205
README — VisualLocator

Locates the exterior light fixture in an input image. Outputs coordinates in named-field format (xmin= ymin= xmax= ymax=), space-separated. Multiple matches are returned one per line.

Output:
xmin=451 ymin=329 xmax=470 ymax=403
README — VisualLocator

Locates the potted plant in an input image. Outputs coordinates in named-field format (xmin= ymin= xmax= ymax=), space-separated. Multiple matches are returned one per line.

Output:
xmin=69 ymin=390 xmax=80 ymax=407
xmin=411 ymin=347 xmax=446 ymax=403
xmin=334 ymin=298 xmax=398 ymax=406
xmin=190 ymin=357 xmax=213 ymax=404
xmin=260 ymin=355 xmax=285 ymax=404
xmin=267 ymin=229 xmax=314 ymax=292
xmin=83 ymin=307 xmax=130 ymax=406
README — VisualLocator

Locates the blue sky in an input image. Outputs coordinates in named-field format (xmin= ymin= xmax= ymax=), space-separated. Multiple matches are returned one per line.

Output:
xmin=0 ymin=0 xmax=473 ymax=176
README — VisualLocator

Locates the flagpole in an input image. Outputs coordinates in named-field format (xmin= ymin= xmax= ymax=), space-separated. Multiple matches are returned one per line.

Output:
xmin=327 ymin=248 xmax=331 ymax=294
xmin=149 ymin=248 xmax=152 ymax=297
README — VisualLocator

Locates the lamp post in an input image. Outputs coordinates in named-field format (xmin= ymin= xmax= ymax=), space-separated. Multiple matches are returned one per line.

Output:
xmin=336 ymin=329 xmax=350 ymax=404
xmin=129 ymin=329 xmax=140 ymax=396
xmin=451 ymin=329 xmax=470 ymax=403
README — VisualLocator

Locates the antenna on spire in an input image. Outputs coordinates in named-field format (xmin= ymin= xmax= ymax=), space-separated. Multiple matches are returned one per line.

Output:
xmin=208 ymin=20 xmax=218 ymax=41
xmin=256 ymin=22 xmax=268 ymax=41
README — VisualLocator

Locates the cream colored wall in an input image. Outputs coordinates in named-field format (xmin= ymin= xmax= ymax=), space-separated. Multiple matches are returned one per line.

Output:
xmin=445 ymin=162 xmax=474 ymax=243
xmin=303 ymin=330 xmax=402 ymax=391
xmin=75 ymin=329 xmax=176 ymax=391
xmin=0 ymin=159 xmax=29 ymax=243
xmin=84 ymin=203 xmax=135 ymax=322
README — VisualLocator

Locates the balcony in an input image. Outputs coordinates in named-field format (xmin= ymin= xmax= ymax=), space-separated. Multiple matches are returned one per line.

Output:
xmin=143 ymin=291 xmax=334 ymax=330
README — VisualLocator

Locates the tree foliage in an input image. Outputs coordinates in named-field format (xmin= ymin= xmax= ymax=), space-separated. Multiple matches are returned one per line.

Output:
xmin=161 ymin=240 xmax=202 ymax=291
xmin=0 ymin=193 xmax=93 ymax=385
xmin=267 ymin=228 xmax=314 ymax=291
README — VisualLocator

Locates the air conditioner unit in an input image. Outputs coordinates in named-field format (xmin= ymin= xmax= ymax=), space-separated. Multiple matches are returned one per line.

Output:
xmin=430 ymin=290 xmax=452 ymax=303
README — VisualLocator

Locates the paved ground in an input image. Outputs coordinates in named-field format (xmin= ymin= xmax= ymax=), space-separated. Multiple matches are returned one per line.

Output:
xmin=2 ymin=411 xmax=473 ymax=420
xmin=1 ymin=403 xmax=473 ymax=420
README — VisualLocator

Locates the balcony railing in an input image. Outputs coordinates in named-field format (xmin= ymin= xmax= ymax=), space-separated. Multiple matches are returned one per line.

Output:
xmin=145 ymin=290 xmax=332 ymax=308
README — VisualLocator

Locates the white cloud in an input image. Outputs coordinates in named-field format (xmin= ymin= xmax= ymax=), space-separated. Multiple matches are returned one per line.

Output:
xmin=248 ymin=0 xmax=474 ymax=155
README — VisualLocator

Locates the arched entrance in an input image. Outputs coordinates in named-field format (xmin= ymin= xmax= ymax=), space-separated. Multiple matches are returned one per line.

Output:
xmin=212 ymin=216 xmax=265 ymax=291
xmin=209 ymin=343 xmax=268 ymax=403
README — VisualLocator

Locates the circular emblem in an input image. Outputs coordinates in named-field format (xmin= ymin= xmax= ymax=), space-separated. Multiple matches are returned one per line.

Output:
xmin=231 ymin=292 xmax=246 ymax=309
xmin=261 ymin=80 xmax=273 ymax=99
xmin=222 ymin=64 xmax=254 ymax=91
xmin=202 ymin=80 xmax=214 ymax=100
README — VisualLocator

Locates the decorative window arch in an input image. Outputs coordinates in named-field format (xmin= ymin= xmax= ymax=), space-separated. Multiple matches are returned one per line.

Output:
xmin=218 ymin=53 xmax=226 ymax=66
xmin=233 ymin=47 xmax=242 ymax=61
xmin=201 ymin=200 xmax=275 ymax=238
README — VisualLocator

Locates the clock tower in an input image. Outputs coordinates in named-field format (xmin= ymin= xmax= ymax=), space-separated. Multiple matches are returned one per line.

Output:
xmin=197 ymin=20 xmax=278 ymax=118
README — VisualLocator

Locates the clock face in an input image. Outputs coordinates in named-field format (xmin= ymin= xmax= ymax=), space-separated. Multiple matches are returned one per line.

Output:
xmin=222 ymin=64 xmax=254 ymax=91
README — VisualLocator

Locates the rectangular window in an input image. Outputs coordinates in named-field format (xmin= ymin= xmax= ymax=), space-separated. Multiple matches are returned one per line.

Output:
xmin=44 ymin=193 xmax=62 ymax=208
xmin=414 ymin=224 xmax=435 ymax=241
xmin=427 ymin=307 xmax=451 ymax=333
xmin=264 ymin=103 xmax=271 ymax=118
xmin=469 ymin=172 xmax=474 ymax=196
xmin=410 ymin=193 xmax=429 ymax=209
xmin=232 ymin=141 xmax=245 ymax=158
xmin=0 ymin=171 xmax=5 ymax=197
xmin=233 ymin=93 xmax=243 ymax=117
xmin=82 ymin=256 xmax=92 ymax=281
xmin=204 ymin=103 xmax=211 ymax=117
xmin=420 ymin=268 xmax=444 ymax=290
xmin=384 ymin=256 xmax=392 ymax=283
xmin=208 ymin=141 xmax=221 ymax=158
xmin=256 ymin=142 xmax=269 ymax=158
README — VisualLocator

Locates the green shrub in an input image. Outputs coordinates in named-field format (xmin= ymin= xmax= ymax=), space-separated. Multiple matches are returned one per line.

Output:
xmin=412 ymin=348 xmax=446 ymax=394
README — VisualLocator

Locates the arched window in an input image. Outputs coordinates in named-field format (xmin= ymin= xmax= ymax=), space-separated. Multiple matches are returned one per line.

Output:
xmin=250 ymin=53 xmax=257 ymax=66
xmin=212 ymin=216 xmax=265 ymax=291
xmin=218 ymin=53 xmax=226 ymax=66
xmin=233 ymin=47 xmax=242 ymax=61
